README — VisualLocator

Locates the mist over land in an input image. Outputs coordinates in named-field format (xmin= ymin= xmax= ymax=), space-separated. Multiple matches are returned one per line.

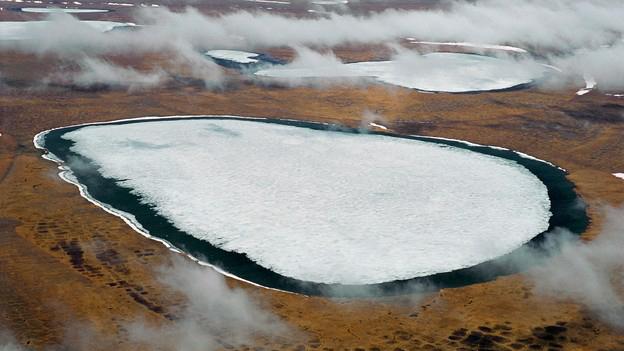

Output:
xmin=0 ymin=0 xmax=623 ymax=350
xmin=2 ymin=0 xmax=624 ymax=91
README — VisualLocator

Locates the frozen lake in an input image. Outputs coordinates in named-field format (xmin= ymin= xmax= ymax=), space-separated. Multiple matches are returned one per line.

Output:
xmin=0 ymin=20 xmax=134 ymax=41
xmin=255 ymin=52 xmax=549 ymax=93
xmin=38 ymin=117 xmax=588 ymax=294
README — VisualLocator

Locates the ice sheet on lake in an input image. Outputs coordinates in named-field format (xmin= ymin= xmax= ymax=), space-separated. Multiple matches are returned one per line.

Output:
xmin=255 ymin=52 xmax=547 ymax=93
xmin=63 ymin=119 xmax=551 ymax=284
xmin=0 ymin=20 xmax=134 ymax=40
xmin=206 ymin=50 xmax=260 ymax=64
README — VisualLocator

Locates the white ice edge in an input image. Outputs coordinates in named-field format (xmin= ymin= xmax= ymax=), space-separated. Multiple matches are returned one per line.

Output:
xmin=19 ymin=7 xmax=110 ymax=12
xmin=33 ymin=115 xmax=303 ymax=296
xmin=406 ymin=40 xmax=528 ymax=54
xmin=33 ymin=114 xmax=561 ymax=288
xmin=541 ymin=64 xmax=563 ymax=73
xmin=245 ymin=0 xmax=290 ymax=4
xmin=414 ymin=135 xmax=566 ymax=171
xmin=312 ymin=0 xmax=348 ymax=5
xmin=613 ymin=173 xmax=624 ymax=180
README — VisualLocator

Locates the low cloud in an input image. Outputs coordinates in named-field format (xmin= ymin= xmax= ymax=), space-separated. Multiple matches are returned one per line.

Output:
xmin=528 ymin=206 xmax=624 ymax=329
xmin=254 ymin=46 xmax=369 ymax=87
xmin=125 ymin=256 xmax=291 ymax=351
xmin=486 ymin=206 xmax=624 ymax=329
xmin=130 ymin=1 xmax=624 ymax=52
xmin=0 ymin=331 xmax=25 ymax=351
xmin=0 ymin=255 xmax=291 ymax=351
xmin=3 ymin=2 xmax=624 ymax=56
xmin=3 ymin=1 xmax=624 ymax=91
xmin=65 ymin=57 xmax=167 ymax=90
xmin=550 ymin=43 xmax=624 ymax=92
xmin=285 ymin=46 xmax=345 ymax=69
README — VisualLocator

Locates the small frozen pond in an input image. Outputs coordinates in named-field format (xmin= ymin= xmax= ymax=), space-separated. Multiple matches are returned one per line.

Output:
xmin=0 ymin=20 xmax=134 ymax=41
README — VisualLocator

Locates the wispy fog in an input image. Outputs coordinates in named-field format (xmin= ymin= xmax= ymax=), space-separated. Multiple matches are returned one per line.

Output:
xmin=0 ymin=255 xmax=291 ymax=351
xmin=125 ymin=256 xmax=291 ymax=351
xmin=528 ymin=206 xmax=624 ymax=329
xmin=485 ymin=205 xmax=624 ymax=330
xmin=0 ymin=331 xmax=25 ymax=351
xmin=2 ymin=1 xmax=624 ymax=91
xmin=65 ymin=57 xmax=167 ymax=90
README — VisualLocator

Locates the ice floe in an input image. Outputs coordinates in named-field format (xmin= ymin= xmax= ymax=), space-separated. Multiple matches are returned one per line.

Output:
xmin=62 ymin=118 xmax=551 ymax=285
xmin=613 ymin=173 xmax=624 ymax=180
xmin=256 ymin=52 xmax=548 ymax=93
xmin=19 ymin=7 xmax=109 ymax=12
xmin=0 ymin=20 xmax=134 ymax=40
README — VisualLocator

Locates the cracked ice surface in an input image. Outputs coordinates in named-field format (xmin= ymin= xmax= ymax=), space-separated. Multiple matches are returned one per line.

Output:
xmin=63 ymin=118 xmax=551 ymax=284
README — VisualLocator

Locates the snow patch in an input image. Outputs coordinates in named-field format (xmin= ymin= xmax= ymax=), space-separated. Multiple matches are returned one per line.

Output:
xmin=576 ymin=74 xmax=596 ymax=96
xmin=206 ymin=49 xmax=260 ymax=64
xmin=368 ymin=122 xmax=387 ymax=130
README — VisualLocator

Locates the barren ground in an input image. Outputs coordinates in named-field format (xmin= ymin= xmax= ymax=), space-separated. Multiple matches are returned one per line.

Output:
xmin=1 ymin=2 xmax=624 ymax=350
